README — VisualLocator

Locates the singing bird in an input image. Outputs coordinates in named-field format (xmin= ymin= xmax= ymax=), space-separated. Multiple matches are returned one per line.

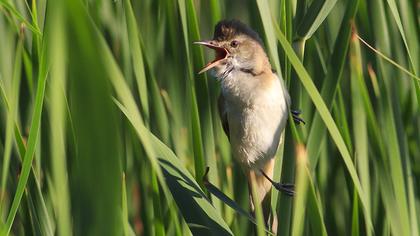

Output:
xmin=195 ymin=19 xmax=301 ymax=224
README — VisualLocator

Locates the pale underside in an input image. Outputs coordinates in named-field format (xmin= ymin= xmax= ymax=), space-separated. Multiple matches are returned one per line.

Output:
xmin=217 ymin=68 xmax=290 ymax=171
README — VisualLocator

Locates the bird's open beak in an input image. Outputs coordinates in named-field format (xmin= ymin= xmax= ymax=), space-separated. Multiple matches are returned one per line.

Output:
xmin=194 ymin=40 xmax=229 ymax=74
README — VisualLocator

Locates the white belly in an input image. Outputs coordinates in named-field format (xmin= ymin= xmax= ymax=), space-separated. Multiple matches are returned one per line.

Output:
xmin=222 ymin=72 xmax=289 ymax=169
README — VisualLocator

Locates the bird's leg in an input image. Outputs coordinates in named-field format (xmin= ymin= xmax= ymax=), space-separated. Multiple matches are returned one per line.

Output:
xmin=259 ymin=169 xmax=295 ymax=197
xmin=291 ymin=110 xmax=305 ymax=125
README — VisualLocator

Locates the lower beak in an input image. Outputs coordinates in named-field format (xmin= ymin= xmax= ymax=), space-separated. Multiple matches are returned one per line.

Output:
xmin=193 ymin=41 xmax=228 ymax=74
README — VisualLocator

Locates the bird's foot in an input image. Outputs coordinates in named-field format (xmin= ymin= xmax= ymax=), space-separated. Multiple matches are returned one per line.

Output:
xmin=259 ymin=169 xmax=295 ymax=197
xmin=273 ymin=183 xmax=294 ymax=197
xmin=291 ymin=109 xmax=305 ymax=125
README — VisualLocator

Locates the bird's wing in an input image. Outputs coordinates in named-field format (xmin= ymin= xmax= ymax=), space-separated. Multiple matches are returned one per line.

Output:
xmin=218 ymin=93 xmax=230 ymax=141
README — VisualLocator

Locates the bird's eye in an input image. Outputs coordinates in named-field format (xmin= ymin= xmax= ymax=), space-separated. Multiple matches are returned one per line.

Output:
xmin=230 ymin=40 xmax=239 ymax=48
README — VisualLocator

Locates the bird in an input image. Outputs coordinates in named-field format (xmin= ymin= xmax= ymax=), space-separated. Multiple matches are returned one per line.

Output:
xmin=194 ymin=19 xmax=302 ymax=229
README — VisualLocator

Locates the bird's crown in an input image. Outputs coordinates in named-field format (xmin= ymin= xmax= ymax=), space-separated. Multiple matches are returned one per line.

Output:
xmin=213 ymin=19 xmax=263 ymax=46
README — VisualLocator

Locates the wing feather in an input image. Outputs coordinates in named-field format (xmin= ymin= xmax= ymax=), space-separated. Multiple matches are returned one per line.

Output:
xmin=218 ymin=94 xmax=230 ymax=141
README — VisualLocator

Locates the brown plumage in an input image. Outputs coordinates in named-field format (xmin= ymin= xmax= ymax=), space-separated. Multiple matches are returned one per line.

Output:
xmin=195 ymin=19 xmax=296 ymax=233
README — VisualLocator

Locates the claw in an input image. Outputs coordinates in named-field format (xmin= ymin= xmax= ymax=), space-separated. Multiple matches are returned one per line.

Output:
xmin=273 ymin=182 xmax=295 ymax=197
xmin=278 ymin=183 xmax=294 ymax=188
xmin=259 ymin=169 xmax=295 ymax=197
xmin=293 ymin=115 xmax=306 ymax=125
xmin=291 ymin=110 xmax=301 ymax=116
xmin=291 ymin=109 xmax=305 ymax=125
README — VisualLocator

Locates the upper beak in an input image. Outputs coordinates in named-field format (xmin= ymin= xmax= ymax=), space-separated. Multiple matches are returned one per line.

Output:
xmin=194 ymin=40 xmax=229 ymax=74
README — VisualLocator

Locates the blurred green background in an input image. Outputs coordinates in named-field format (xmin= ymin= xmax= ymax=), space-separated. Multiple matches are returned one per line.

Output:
xmin=0 ymin=0 xmax=419 ymax=235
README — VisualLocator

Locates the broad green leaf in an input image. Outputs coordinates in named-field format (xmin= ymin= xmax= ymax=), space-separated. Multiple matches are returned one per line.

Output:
xmin=256 ymin=0 xmax=281 ymax=72
xmin=48 ymin=1 xmax=72 ymax=234
xmin=123 ymin=0 xmax=149 ymax=123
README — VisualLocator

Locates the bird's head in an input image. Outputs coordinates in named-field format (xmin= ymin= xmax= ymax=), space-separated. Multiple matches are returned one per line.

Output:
xmin=194 ymin=19 xmax=270 ymax=77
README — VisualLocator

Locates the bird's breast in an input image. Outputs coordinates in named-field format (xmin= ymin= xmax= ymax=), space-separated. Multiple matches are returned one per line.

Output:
xmin=222 ymin=72 xmax=289 ymax=169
